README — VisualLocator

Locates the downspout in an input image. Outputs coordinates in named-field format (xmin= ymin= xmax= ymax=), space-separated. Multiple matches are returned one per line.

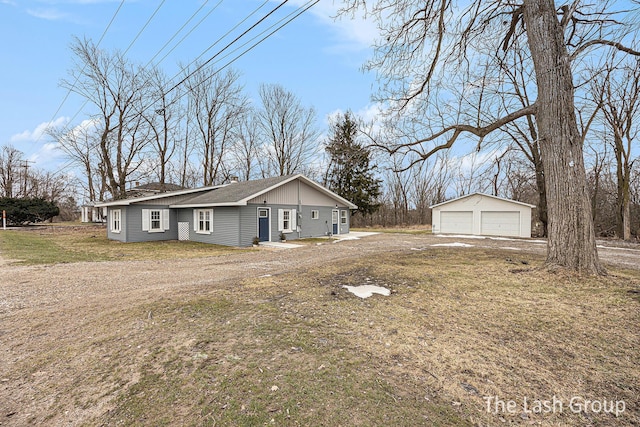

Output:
xmin=297 ymin=179 xmax=302 ymax=238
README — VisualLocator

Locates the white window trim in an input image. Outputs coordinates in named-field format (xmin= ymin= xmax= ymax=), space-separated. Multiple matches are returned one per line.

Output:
xmin=142 ymin=209 xmax=170 ymax=233
xmin=110 ymin=209 xmax=121 ymax=234
xmin=277 ymin=208 xmax=297 ymax=233
xmin=340 ymin=210 xmax=348 ymax=225
xmin=311 ymin=210 xmax=319 ymax=220
xmin=194 ymin=209 xmax=213 ymax=234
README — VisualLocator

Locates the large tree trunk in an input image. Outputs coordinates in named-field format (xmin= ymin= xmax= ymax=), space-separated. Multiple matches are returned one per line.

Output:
xmin=523 ymin=0 xmax=604 ymax=274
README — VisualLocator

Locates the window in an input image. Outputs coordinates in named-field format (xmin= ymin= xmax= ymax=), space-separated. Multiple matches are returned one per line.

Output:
xmin=311 ymin=210 xmax=319 ymax=220
xmin=110 ymin=209 xmax=121 ymax=233
xmin=283 ymin=210 xmax=290 ymax=231
xmin=142 ymin=209 xmax=169 ymax=233
xmin=278 ymin=209 xmax=296 ymax=233
xmin=150 ymin=210 xmax=161 ymax=231
xmin=194 ymin=209 xmax=213 ymax=234
xmin=340 ymin=210 xmax=348 ymax=225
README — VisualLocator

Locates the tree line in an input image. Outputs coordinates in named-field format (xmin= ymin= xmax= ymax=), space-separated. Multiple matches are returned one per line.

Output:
xmin=3 ymin=1 xmax=640 ymax=275
xmin=48 ymin=37 xmax=323 ymax=202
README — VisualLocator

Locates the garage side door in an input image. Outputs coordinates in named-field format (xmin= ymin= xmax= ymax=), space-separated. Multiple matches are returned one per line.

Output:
xmin=481 ymin=211 xmax=520 ymax=237
xmin=440 ymin=211 xmax=473 ymax=234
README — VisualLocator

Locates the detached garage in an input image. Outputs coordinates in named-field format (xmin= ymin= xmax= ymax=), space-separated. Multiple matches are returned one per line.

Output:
xmin=431 ymin=193 xmax=535 ymax=238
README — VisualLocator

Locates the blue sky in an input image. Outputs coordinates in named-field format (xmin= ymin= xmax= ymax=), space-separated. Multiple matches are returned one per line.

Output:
xmin=0 ymin=0 xmax=379 ymax=171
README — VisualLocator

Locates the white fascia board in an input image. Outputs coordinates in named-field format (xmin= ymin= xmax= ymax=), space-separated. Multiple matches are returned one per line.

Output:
xmin=169 ymin=202 xmax=246 ymax=208
xmin=429 ymin=192 xmax=536 ymax=209
xmin=95 ymin=185 xmax=225 ymax=207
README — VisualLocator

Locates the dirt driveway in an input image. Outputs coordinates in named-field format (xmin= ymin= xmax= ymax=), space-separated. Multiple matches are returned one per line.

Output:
xmin=1 ymin=231 xmax=638 ymax=321
xmin=0 ymin=232 xmax=638 ymax=425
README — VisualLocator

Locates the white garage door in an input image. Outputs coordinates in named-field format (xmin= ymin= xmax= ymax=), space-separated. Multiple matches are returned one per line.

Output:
xmin=440 ymin=211 xmax=473 ymax=234
xmin=481 ymin=211 xmax=520 ymax=237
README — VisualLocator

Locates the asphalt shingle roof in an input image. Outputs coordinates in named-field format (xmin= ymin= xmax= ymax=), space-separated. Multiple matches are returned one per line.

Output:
xmin=173 ymin=175 xmax=295 ymax=206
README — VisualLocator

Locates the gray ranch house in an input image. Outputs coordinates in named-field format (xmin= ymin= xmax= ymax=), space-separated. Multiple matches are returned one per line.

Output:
xmin=96 ymin=174 xmax=357 ymax=247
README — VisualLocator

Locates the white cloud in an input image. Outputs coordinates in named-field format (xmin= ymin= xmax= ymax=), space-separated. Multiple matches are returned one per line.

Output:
xmin=10 ymin=117 xmax=69 ymax=143
xmin=286 ymin=0 xmax=378 ymax=53
xmin=30 ymin=142 xmax=60 ymax=161
xmin=26 ymin=7 xmax=70 ymax=20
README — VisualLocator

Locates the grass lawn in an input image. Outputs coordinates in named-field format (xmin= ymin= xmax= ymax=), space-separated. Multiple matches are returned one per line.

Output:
xmin=5 ymin=239 xmax=638 ymax=425
xmin=0 ymin=224 xmax=244 ymax=264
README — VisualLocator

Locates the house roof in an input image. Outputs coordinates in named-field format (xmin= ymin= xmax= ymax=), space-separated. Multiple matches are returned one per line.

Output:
xmin=96 ymin=175 xmax=358 ymax=209
xmin=429 ymin=192 xmax=536 ymax=209
xmin=95 ymin=185 xmax=223 ymax=207
xmin=132 ymin=182 xmax=185 ymax=192
xmin=172 ymin=174 xmax=358 ymax=209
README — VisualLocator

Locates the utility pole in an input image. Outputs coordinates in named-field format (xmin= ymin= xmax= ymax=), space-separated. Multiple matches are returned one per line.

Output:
xmin=20 ymin=160 xmax=34 ymax=197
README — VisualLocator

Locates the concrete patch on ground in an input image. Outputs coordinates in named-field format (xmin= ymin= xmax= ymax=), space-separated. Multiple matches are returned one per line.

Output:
xmin=431 ymin=242 xmax=475 ymax=248
xmin=332 ymin=232 xmax=379 ymax=243
xmin=343 ymin=284 xmax=391 ymax=299
xmin=259 ymin=241 xmax=303 ymax=249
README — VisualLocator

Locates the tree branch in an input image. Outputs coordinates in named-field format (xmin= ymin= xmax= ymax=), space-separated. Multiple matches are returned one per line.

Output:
xmin=572 ymin=39 xmax=640 ymax=61
xmin=371 ymin=104 xmax=537 ymax=172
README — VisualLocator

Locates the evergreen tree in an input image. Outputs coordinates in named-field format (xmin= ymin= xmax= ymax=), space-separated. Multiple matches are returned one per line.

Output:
xmin=325 ymin=112 xmax=381 ymax=216
xmin=0 ymin=197 xmax=60 ymax=224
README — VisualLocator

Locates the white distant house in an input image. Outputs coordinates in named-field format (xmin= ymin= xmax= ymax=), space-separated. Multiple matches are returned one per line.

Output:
xmin=430 ymin=193 xmax=535 ymax=238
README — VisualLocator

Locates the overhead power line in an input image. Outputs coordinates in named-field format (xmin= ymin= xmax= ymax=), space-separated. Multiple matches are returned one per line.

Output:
xmin=36 ymin=0 xmax=126 ymax=145
xmin=161 ymin=0 xmax=288 ymax=99
xmin=157 ymin=0 xmax=320 ymax=110
xmin=54 ymin=0 xmax=319 ymax=179
xmin=143 ymin=0 xmax=222 ymax=70
xmin=122 ymin=0 xmax=167 ymax=57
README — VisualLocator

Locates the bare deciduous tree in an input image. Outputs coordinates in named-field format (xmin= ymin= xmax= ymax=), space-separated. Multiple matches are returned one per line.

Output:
xmin=145 ymin=67 xmax=184 ymax=191
xmin=50 ymin=120 xmax=105 ymax=202
xmin=257 ymin=84 xmax=320 ymax=176
xmin=61 ymin=37 xmax=153 ymax=199
xmin=339 ymin=0 xmax=640 ymax=274
xmin=591 ymin=56 xmax=640 ymax=240
xmin=0 ymin=145 xmax=22 ymax=198
xmin=230 ymin=110 xmax=262 ymax=181
xmin=185 ymin=66 xmax=247 ymax=186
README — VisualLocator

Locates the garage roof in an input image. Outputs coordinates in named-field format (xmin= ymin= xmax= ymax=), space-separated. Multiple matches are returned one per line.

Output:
xmin=429 ymin=193 xmax=536 ymax=209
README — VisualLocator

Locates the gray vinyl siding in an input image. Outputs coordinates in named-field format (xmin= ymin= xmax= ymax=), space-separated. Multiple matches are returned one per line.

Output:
xmin=239 ymin=205 xmax=259 ymax=246
xmin=211 ymin=207 xmax=240 ymax=246
xmin=106 ymin=203 xmax=349 ymax=246
xmin=247 ymin=180 xmax=351 ymax=207
xmin=298 ymin=206 xmax=333 ymax=237
xmin=177 ymin=207 xmax=240 ymax=246
xmin=243 ymin=204 xmax=350 ymax=242
xmin=124 ymin=204 xmax=177 ymax=242
xmin=107 ymin=206 xmax=127 ymax=242
xmin=297 ymin=206 xmax=350 ymax=237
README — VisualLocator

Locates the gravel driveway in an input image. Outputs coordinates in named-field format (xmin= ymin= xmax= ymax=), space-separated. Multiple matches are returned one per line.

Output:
xmin=1 ymin=232 xmax=638 ymax=315
xmin=0 ymin=232 xmax=638 ymax=425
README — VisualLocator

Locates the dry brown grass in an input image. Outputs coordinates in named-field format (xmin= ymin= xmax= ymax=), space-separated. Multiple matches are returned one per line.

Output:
xmin=2 ymin=236 xmax=638 ymax=426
